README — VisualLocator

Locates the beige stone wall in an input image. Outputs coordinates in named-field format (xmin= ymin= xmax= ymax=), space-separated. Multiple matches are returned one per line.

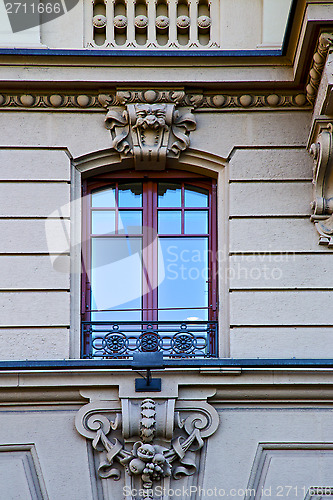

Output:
xmin=0 ymin=107 xmax=330 ymax=360
xmin=227 ymin=147 xmax=333 ymax=358
xmin=0 ymin=149 xmax=70 ymax=359
xmin=0 ymin=3 xmax=332 ymax=500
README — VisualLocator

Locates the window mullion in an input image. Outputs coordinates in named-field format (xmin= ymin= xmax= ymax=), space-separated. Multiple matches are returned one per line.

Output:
xmin=181 ymin=182 xmax=185 ymax=234
xmin=210 ymin=181 xmax=217 ymax=319
xmin=115 ymin=183 xmax=119 ymax=234
xmin=142 ymin=181 xmax=157 ymax=322
xmin=142 ymin=182 xmax=149 ymax=321
xmin=152 ymin=182 xmax=158 ymax=322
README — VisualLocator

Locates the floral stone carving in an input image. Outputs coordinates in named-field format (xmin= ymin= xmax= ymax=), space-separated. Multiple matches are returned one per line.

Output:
xmin=104 ymin=102 xmax=196 ymax=170
xmin=75 ymin=397 xmax=219 ymax=499
xmin=309 ymin=123 xmax=333 ymax=247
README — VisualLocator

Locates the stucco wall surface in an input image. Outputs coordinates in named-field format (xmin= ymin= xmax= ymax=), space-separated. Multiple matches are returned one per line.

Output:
xmin=0 ymin=108 xmax=331 ymax=359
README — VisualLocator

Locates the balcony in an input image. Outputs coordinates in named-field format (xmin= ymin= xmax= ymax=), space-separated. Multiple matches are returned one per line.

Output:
xmin=85 ymin=0 xmax=293 ymax=51
xmin=88 ymin=0 xmax=217 ymax=49
xmin=0 ymin=0 xmax=293 ymax=52
xmin=81 ymin=320 xmax=218 ymax=358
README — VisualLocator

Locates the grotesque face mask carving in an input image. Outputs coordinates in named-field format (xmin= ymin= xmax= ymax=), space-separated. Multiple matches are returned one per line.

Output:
xmin=134 ymin=104 xmax=167 ymax=130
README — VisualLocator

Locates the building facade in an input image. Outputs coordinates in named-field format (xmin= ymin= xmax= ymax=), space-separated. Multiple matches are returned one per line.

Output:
xmin=0 ymin=0 xmax=333 ymax=499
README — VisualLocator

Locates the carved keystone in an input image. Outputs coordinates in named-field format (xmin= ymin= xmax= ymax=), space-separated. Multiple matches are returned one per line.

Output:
xmin=103 ymin=101 xmax=196 ymax=170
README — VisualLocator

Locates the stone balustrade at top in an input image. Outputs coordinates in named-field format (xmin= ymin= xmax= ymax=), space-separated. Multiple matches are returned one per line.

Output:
xmin=0 ymin=0 xmax=293 ymax=51
xmin=88 ymin=0 xmax=218 ymax=49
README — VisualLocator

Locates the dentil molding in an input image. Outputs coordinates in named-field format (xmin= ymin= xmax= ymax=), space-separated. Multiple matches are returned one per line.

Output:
xmin=75 ymin=396 xmax=219 ymax=499
xmin=309 ymin=123 xmax=333 ymax=247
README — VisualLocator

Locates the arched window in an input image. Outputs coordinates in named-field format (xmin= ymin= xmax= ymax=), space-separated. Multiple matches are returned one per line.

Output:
xmin=81 ymin=169 xmax=217 ymax=358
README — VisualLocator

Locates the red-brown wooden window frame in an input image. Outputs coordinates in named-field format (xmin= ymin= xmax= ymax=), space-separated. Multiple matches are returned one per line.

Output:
xmin=82 ymin=169 xmax=218 ymax=333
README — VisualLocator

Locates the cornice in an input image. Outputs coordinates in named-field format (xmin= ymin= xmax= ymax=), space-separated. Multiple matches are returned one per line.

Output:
xmin=4 ymin=28 xmax=333 ymax=114
xmin=0 ymin=89 xmax=310 ymax=111
xmin=0 ymin=372 xmax=333 ymax=406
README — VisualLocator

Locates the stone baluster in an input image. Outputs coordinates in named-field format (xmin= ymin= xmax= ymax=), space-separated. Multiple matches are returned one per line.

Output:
xmin=126 ymin=0 xmax=136 ymax=45
xmin=106 ymin=0 xmax=116 ymax=46
xmin=147 ymin=0 xmax=157 ymax=46
xmin=167 ymin=0 xmax=178 ymax=46
xmin=208 ymin=0 xmax=218 ymax=47
xmin=189 ymin=0 xmax=199 ymax=46
xmin=88 ymin=0 xmax=94 ymax=45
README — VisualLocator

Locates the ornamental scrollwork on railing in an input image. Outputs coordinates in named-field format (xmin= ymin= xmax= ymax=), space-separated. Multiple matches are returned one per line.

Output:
xmin=309 ymin=123 xmax=333 ymax=247
xmin=82 ymin=320 xmax=217 ymax=359
xmin=103 ymin=99 xmax=196 ymax=170
xmin=75 ymin=397 xmax=219 ymax=499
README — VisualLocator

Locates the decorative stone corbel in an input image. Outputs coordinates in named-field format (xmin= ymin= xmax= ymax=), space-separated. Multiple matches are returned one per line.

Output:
xmin=309 ymin=124 xmax=333 ymax=247
xmin=75 ymin=397 xmax=219 ymax=499
xmin=103 ymin=100 xmax=196 ymax=170
xmin=306 ymin=33 xmax=333 ymax=105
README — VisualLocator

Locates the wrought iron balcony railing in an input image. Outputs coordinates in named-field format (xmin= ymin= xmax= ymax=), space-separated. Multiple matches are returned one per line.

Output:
xmin=81 ymin=320 xmax=218 ymax=359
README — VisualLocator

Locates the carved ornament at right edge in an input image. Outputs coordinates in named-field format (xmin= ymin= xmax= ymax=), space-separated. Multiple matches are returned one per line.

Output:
xmin=309 ymin=124 xmax=333 ymax=247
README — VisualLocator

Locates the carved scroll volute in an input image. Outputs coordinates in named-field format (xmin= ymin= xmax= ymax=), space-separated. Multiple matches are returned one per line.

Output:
xmin=175 ymin=400 xmax=220 ymax=439
xmin=75 ymin=401 xmax=122 ymax=440
xmin=104 ymin=107 xmax=132 ymax=155
xmin=309 ymin=124 xmax=333 ymax=247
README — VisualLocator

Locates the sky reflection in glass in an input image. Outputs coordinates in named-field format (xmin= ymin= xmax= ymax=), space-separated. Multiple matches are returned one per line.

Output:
xmin=118 ymin=183 xmax=142 ymax=207
xmin=158 ymin=183 xmax=181 ymax=207
xmin=184 ymin=211 xmax=208 ymax=234
xmin=158 ymin=211 xmax=181 ymax=234
xmin=92 ymin=211 xmax=115 ymax=234
xmin=91 ymin=237 xmax=142 ymax=321
xmin=184 ymin=185 xmax=208 ymax=207
xmin=158 ymin=237 xmax=208 ymax=321
xmin=118 ymin=211 xmax=142 ymax=234
xmin=91 ymin=187 xmax=116 ymax=208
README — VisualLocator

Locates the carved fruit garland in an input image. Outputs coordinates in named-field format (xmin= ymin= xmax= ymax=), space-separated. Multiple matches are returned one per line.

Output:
xmin=75 ymin=397 xmax=220 ymax=500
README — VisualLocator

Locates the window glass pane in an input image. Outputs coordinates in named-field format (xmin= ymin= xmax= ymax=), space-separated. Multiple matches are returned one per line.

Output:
xmin=92 ymin=211 xmax=115 ymax=234
xmin=158 ymin=211 xmax=181 ymax=234
xmin=91 ymin=237 xmax=142 ymax=321
xmin=184 ymin=185 xmax=208 ymax=207
xmin=158 ymin=237 xmax=208 ymax=321
xmin=91 ymin=186 xmax=116 ymax=208
xmin=118 ymin=183 xmax=142 ymax=207
xmin=158 ymin=183 xmax=181 ymax=207
xmin=119 ymin=211 xmax=142 ymax=234
xmin=185 ymin=211 xmax=208 ymax=234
